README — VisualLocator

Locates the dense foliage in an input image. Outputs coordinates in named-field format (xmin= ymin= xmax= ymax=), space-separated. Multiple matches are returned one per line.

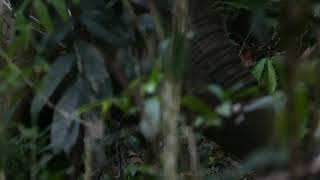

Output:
xmin=1 ymin=0 xmax=320 ymax=179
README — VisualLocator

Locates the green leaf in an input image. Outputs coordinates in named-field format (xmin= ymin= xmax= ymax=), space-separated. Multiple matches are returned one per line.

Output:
xmin=73 ymin=0 xmax=80 ymax=5
xmin=49 ymin=0 xmax=68 ymax=21
xmin=182 ymin=96 xmax=215 ymax=118
xmin=31 ymin=54 xmax=76 ymax=121
xmin=7 ymin=14 xmax=30 ymax=56
xmin=33 ymin=0 xmax=53 ymax=32
xmin=266 ymin=59 xmax=277 ymax=93
xmin=15 ymin=14 xmax=30 ymax=49
xmin=252 ymin=58 xmax=267 ymax=81
xmin=142 ymin=68 xmax=162 ymax=95
xmin=294 ymin=83 xmax=309 ymax=137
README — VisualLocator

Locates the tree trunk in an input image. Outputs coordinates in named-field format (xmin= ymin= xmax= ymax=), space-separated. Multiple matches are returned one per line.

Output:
xmin=185 ymin=0 xmax=256 ymax=91
xmin=186 ymin=0 xmax=273 ymax=156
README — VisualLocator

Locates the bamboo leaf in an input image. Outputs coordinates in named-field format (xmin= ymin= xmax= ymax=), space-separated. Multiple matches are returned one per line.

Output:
xmin=33 ymin=0 xmax=53 ymax=32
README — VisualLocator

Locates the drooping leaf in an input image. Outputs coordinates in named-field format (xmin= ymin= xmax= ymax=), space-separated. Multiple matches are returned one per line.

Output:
xmin=182 ymin=96 xmax=215 ymax=118
xmin=49 ymin=0 xmax=68 ymax=21
xmin=80 ymin=16 xmax=126 ymax=48
xmin=50 ymin=79 xmax=89 ymax=153
xmin=252 ymin=58 xmax=267 ymax=81
xmin=14 ymin=14 xmax=30 ymax=49
xmin=266 ymin=59 xmax=277 ymax=93
xmin=140 ymin=97 xmax=161 ymax=140
xmin=78 ymin=42 xmax=113 ymax=99
xmin=7 ymin=13 xmax=30 ymax=56
xmin=33 ymin=0 xmax=53 ymax=32
xmin=42 ymin=19 xmax=74 ymax=52
xmin=31 ymin=54 xmax=75 ymax=121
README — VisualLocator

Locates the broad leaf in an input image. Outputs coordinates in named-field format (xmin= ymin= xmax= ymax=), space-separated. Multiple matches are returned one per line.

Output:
xmin=50 ymin=79 xmax=89 ymax=153
xmin=31 ymin=54 xmax=75 ymax=121
xmin=78 ymin=42 xmax=113 ymax=99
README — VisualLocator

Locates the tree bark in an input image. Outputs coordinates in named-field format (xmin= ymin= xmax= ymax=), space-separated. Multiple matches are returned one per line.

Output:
xmin=185 ymin=0 xmax=256 ymax=91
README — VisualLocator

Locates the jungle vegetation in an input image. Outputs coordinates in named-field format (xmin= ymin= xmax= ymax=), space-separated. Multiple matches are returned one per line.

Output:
xmin=1 ymin=0 xmax=320 ymax=179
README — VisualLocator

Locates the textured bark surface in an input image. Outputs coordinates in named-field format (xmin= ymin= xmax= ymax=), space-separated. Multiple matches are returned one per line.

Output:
xmin=185 ymin=0 xmax=256 ymax=91
xmin=187 ymin=0 xmax=273 ymax=156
